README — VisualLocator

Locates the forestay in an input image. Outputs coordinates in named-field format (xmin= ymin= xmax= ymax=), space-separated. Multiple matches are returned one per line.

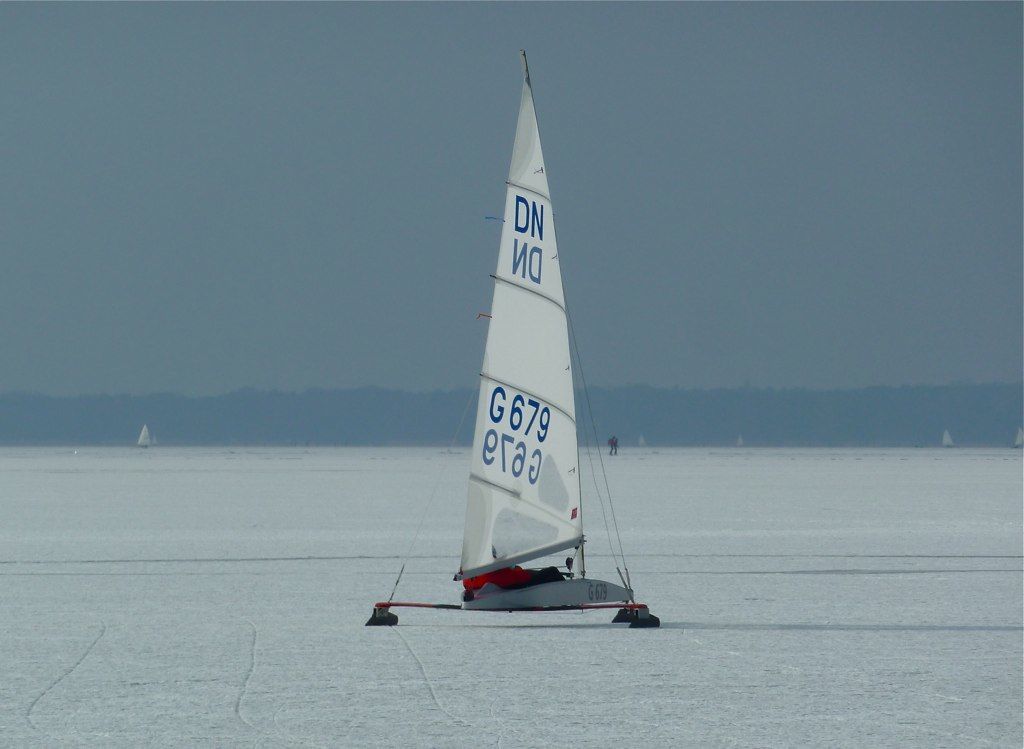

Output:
xmin=459 ymin=53 xmax=582 ymax=579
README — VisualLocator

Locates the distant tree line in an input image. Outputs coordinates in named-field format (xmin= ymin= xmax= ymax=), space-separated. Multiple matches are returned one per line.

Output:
xmin=0 ymin=383 xmax=1020 ymax=447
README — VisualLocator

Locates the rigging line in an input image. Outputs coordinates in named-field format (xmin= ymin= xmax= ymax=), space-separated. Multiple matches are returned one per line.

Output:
xmin=564 ymin=309 xmax=620 ymax=570
xmin=555 ymin=239 xmax=623 ymax=576
xmin=575 ymin=369 xmax=618 ymax=565
xmin=386 ymin=388 xmax=476 ymax=603
xmin=537 ymin=181 xmax=631 ymax=592
xmin=573 ymin=343 xmax=629 ymax=594
xmin=566 ymin=309 xmax=631 ymax=584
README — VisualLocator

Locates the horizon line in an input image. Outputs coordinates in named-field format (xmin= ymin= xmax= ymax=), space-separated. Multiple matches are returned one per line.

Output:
xmin=1 ymin=380 xmax=1021 ymax=400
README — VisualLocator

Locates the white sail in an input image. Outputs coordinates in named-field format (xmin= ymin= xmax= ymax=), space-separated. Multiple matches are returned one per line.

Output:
xmin=1014 ymin=427 xmax=1022 ymax=448
xmin=736 ymin=435 xmax=744 ymax=447
xmin=637 ymin=434 xmax=647 ymax=448
xmin=460 ymin=52 xmax=582 ymax=579
xmin=941 ymin=429 xmax=954 ymax=448
xmin=137 ymin=424 xmax=151 ymax=448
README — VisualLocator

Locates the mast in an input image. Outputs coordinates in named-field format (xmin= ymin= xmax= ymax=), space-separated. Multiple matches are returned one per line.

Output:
xmin=520 ymin=49 xmax=530 ymax=88
xmin=521 ymin=49 xmax=586 ymax=579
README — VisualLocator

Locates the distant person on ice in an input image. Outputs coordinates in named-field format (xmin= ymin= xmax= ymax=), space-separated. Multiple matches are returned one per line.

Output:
xmin=608 ymin=435 xmax=619 ymax=455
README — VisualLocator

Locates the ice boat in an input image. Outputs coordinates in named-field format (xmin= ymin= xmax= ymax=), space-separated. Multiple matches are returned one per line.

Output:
xmin=137 ymin=424 xmax=152 ymax=448
xmin=942 ymin=429 xmax=954 ymax=448
xmin=367 ymin=52 xmax=657 ymax=629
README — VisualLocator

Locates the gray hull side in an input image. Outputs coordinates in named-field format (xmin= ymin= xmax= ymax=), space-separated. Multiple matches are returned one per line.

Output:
xmin=462 ymin=578 xmax=632 ymax=611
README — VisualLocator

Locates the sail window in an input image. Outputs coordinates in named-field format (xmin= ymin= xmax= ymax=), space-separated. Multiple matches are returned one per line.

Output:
xmin=492 ymin=509 xmax=559 ymax=559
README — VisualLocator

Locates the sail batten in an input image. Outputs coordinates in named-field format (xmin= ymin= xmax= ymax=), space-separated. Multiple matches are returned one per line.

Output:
xmin=460 ymin=53 xmax=582 ymax=578
xmin=469 ymin=473 xmax=581 ymax=528
xmin=491 ymin=275 xmax=567 ymax=312
xmin=506 ymin=180 xmax=550 ymax=201
xmin=478 ymin=373 xmax=576 ymax=425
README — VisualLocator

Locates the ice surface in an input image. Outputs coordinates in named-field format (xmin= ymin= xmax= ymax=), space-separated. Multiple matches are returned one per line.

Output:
xmin=1 ymin=447 xmax=1020 ymax=747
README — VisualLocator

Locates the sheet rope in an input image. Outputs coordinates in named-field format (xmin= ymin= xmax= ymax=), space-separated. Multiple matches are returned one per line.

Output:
xmin=565 ymin=303 xmax=633 ymax=596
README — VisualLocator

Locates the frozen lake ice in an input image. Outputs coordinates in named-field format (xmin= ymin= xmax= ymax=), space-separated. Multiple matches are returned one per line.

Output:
xmin=1 ymin=447 xmax=1021 ymax=747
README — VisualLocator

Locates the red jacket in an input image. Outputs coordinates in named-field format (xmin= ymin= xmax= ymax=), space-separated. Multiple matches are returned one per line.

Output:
xmin=462 ymin=566 xmax=532 ymax=591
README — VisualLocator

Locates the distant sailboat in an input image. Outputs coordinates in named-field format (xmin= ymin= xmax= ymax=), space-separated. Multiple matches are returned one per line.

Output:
xmin=137 ymin=424 xmax=152 ymax=448
xmin=736 ymin=435 xmax=744 ymax=447
xmin=637 ymin=434 xmax=647 ymax=448
xmin=941 ymin=429 xmax=954 ymax=448
xmin=1014 ymin=427 xmax=1023 ymax=449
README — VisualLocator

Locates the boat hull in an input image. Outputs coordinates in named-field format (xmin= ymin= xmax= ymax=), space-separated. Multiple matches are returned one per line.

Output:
xmin=462 ymin=577 xmax=632 ymax=611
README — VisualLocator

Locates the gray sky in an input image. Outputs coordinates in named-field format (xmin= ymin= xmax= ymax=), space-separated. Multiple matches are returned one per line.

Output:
xmin=1 ymin=3 xmax=1020 ymax=396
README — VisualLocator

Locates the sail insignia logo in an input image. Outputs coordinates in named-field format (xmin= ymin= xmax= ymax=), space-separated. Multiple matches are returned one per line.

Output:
xmin=514 ymin=196 xmax=543 ymax=239
xmin=570 ymin=507 xmax=578 ymax=520
xmin=511 ymin=195 xmax=543 ymax=285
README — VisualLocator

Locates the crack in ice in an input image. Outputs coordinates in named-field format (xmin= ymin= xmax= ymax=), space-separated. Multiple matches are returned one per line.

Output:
xmin=235 ymin=618 xmax=261 ymax=733
xmin=26 ymin=621 xmax=106 ymax=730
xmin=393 ymin=627 xmax=474 ymax=730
